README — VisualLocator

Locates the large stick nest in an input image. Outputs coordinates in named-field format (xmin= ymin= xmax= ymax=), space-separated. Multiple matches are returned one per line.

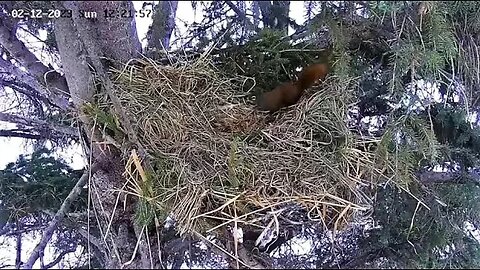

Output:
xmin=97 ymin=55 xmax=387 ymax=237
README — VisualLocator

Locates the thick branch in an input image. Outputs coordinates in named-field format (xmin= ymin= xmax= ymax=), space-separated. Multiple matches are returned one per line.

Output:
xmin=162 ymin=1 xmax=178 ymax=50
xmin=0 ymin=13 xmax=69 ymax=96
xmin=0 ymin=57 xmax=71 ymax=110
xmin=0 ymin=129 xmax=42 ymax=140
xmin=0 ymin=112 xmax=77 ymax=138
xmin=257 ymin=1 xmax=290 ymax=34
xmin=272 ymin=1 xmax=291 ymax=32
xmin=53 ymin=14 xmax=97 ymax=131
xmin=417 ymin=170 xmax=480 ymax=186
xmin=252 ymin=1 xmax=261 ymax=28
xmin=65 ymin=1 xmax=141 ymax=64
xmin=21 ymin=163 xmax=100 ymax=269
xmin=257 ymin=1 xmax=273 ymax=28
xmin=64 ymin=1 xmax=150 ymax=162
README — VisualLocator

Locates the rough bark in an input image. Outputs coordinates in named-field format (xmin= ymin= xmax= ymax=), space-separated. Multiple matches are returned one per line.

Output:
xmin=77 ymin=227 xmax=108 ymax=263
xmin=73 ymin=1 xmax=141 ymax=64
xmin=53 ymin=11 xmax=96 ymax=133
xmin=63 ymin=1 xmax=149 ymax=161
xmin=63 ymin=3 xmax=154 ymax=268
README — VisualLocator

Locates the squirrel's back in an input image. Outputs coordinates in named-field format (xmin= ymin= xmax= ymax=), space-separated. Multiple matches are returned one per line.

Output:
xmin=257 ymin=63 xmax=330 ymax=113
xmin=297 ymin=63 xmax=329 ymax=90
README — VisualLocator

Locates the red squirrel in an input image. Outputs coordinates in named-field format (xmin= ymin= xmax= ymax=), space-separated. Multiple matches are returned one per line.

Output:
xmin=257 ymin=63 xmax=330 ymax=113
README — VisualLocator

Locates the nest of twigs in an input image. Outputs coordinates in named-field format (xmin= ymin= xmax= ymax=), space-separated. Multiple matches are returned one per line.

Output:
xmin=98 ymin=55 xmax=387 ymax=238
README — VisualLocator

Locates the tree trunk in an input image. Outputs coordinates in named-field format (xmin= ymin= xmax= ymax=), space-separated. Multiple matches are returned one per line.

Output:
xmin=29 ymin=1 xmax=149 ymax=268
xmin=148 ymin=1 xmax=179 ymax=51
xmin=72 ymin=1 xmax=142 ymax=64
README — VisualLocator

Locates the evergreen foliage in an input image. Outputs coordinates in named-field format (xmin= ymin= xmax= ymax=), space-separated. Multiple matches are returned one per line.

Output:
xmin=0 ymin=148 xmax=85 ymax=224
xmin=357 ymin=182 xmax=480 ymax=269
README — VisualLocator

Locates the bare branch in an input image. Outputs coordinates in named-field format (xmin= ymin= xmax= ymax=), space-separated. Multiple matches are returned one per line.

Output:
xmin=1 ymin=79 xmax=45 ymax=116
xmin=77 ymin=227 xmax=107 ymax=259
xmin=0 ymin=111 xmax=77 ymax=138
xmin=0 ymin=223 xmax=46 ymax=238
xmin=21 ymin=163 xmax=100 ymax=269
xmin=0 ymin=224 xmax=10 ymax=237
